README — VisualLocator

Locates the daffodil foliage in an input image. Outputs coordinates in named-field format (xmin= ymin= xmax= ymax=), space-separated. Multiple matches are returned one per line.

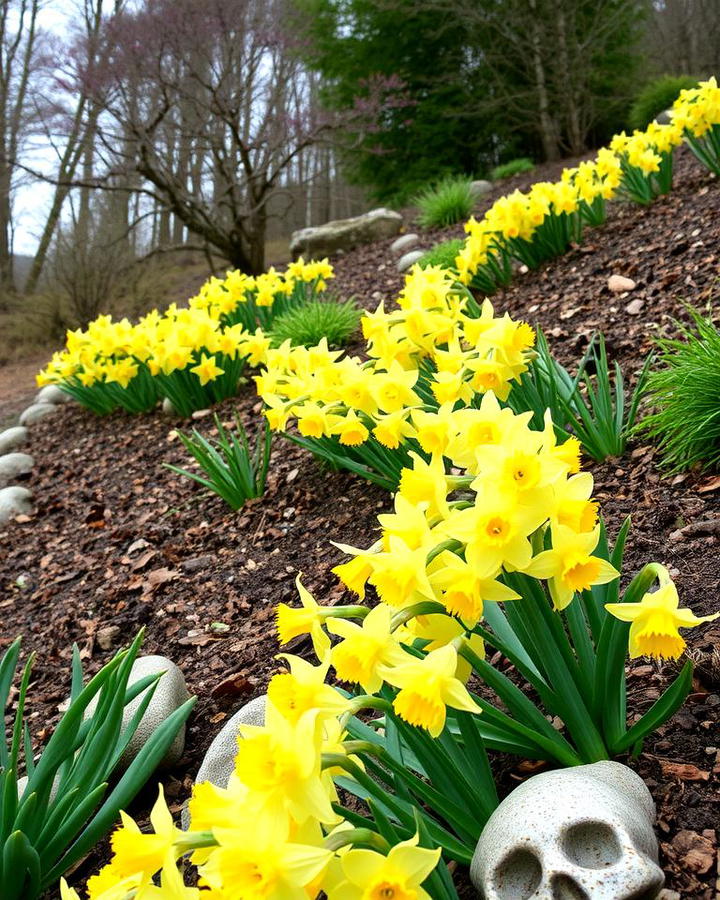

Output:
xmin=37 ymin=259 xmax=333 ymax=418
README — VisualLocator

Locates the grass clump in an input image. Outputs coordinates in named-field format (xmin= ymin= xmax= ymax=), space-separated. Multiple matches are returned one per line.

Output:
xmin=629 ymin=75 xmax=699 ymax=130
xmin=414 ymin=176 xmax=476 ymax=228
xmin=491 ymin=157 xmax=535 ymax=181
xmin=418 ymin=238 xmax=464 ymax=271
xmin=269 ymin=298 xmax=361 ymax=348
xmin=640 ymin=308 xmax=720 ymax=472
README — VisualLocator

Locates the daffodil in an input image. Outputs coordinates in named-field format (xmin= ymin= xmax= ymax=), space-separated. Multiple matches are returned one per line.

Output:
xmin=329 ymin=833 xmax=441 ymax=900
xmin=137 ymin=851 xmax=200 ymax=899
xmin=381 ymin=644 xmax=482 ymax=737
xmin=199 ymin=815 xmax=332 ymax=900
xmin=268 ymin=653 xmax=351 ymax=723
xmin=275 ymin=574 xmax=331 ymax=659
xmin=326 ymin=603 xmax=408 ymax=693
xmin=110 ymin=785 xmax=180 ymax=880
xmin=606 ymin=580 xmax=718 ymax=660
xmin=526 ymin=524 xmax=619 ymax=610
xmin=235 ymin=703 xmax=337 ymax=825
xmin=190 ymin=352 xmax=225 ymax=386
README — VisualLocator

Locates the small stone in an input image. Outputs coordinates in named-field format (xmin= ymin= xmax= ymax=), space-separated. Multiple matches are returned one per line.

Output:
xmin=182 ymin=695 xmax=266 ymax=829
xmin=0 ymin=426 xmax=28 ymax=454
xmin=389 ymin=233 xmax=419 ymax=255
xmin=608 ymin=274 xmax=636 ymax=293
xmin=396 ymin=249 xmax=425 ymax=273
xmin=85 ymin=655 xmax=190 ymax=770
xmin=162 ymin=397 xmax=177 ymax=416
xmin=470 ymin=179 xmax=492 ymax=197
xmin=180 ymin=555 xmax=213 ymax=573
xmin=96 ymin=625 xmax=121 ymax=651
xmin=19 ymin=403 xmax=58 ymax=426
xmin=191 ymin=408 xmax=212 ymax=420
xmin=0 ymin=452 xmax=33 ymax=487
xmin=654 ymin=109 xmax=673 ymax=126
xmin=35 ymin=384 xmax=71 ymax=405
xmin=0 ymin=486 xmax=33 ymax=525
xmin=625 ymin=298 xmax=645 ymax=315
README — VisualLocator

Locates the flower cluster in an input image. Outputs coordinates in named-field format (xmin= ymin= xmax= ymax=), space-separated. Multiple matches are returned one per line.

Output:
xmin=256 ymin=265 xmax=535 ymax=488
xmin=454 ymin=89 xmax=719 ymax=286
xmin=38 ymin=259 xmax=332 ymax=417
xmin=671 ymin=76 xmax=720 ymax=176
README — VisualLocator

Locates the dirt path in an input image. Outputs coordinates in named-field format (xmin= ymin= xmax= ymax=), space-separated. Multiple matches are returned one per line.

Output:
xmin=0 ymin=354 xmax=47 ymax=427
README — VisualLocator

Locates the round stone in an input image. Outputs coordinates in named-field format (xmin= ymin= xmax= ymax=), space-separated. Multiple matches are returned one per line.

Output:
xmin=19 ymin=403 xmax=58 ymax=426
xmin=0 ymin=486 xmax=33 ymax=525
xmin=0 ymin=452 xmax=34 ymax=487
xmin=0 ymin=426 xmax=28 ymax=455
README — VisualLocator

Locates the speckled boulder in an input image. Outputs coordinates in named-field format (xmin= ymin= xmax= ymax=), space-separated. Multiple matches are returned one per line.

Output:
xmin=0 ymin=426 xmax=28 ymax=455
xmin=19 ymin=403 xmax=57 ymax=426
xmin=0 ymin=485 xmax=33 ymax=524
xmin=0 ymin=452 xmax=33 ymax=487
xmin=35 ymin=384 xmax=71 ymax=405
xmin=290 ymin=208 xmax=402 ymax=259
xmin=86 ymin=655 xmax=190 ymax=770
xmin=471 ymin=761 xmax=663 ymax=899
xmin=182 ymin=695 xmax=266 ymax=829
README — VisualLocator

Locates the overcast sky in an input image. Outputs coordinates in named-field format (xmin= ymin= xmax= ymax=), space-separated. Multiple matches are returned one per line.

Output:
xmin=14 ymin=3 xmax=72 ymax=256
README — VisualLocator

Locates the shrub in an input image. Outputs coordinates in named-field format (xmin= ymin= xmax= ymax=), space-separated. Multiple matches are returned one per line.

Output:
xmin=269 ymin=299 xmax=361 ymax=349
xmin=640 ymin=308 xmax=720 ymax=471
xmin=490 ymin=157 xmax=535 ymax=181
xmin=417 ymin=238 xmax=463 ymax=271
xmin=414 ymin=176 xmax=476 ymax=228
xmin=1 ymin=630 xmax=194 ymax=899
xmin=166 ymin=413 xmax=271 ymax=510
xmin=629 ymin=74 xmax=699 ymax=131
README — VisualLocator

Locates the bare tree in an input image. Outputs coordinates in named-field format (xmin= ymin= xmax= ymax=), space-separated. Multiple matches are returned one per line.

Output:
xmin=80 ymin=0 xmax=399 ymax=273
xmin=23 ymin=0 xmax=127 ymax=296
xmin=0 ymin=0 xmax=42 ymax=294
xmin=645 ymin=0 xmax=720 ymax=76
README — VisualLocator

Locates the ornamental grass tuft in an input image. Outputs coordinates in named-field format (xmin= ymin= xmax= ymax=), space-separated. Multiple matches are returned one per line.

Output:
xmin=414 ymin=176 xmax=476 ymax=228
xmin=639 ymin=307 xmax=720 ymax=472
xmin=269 ymin=298 xmax=361 ymax=349
xmin=417 ymin=238 xmax=464 ymax=271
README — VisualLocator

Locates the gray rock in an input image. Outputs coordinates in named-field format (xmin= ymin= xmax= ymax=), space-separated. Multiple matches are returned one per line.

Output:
xmin=471 ymin=761 xmax=663 ymax=899
xmin=0 ymin=426 xmax=28 ymax=455
xmin=35 ymin=384 xmax=71 ymax=405
xmin=470 ymin=179 xmax=493 ymax=197
xmin=86 ymin=655 xmax=190 ymax=770
xmin=182 ymin=695 xmax=266 ymax=829
xmin=390 ymin=233 xmax=420 ymax=255
xmin=290 ymin=208 xmax=402 ymax=260
xmin=19 ymin=403 xmax=57 ymax=426
xmin=655 ymin=109 xmax=673 ymax=125
xmin=396 ymin=249 xmax=426 ymax=273
xmin=0 ymin=452 xmax=34 ymax=487
xmin=162 ymin=397 xmax=177 ymax=417
xmin=0 ymin=486 xmax=33 ymax=525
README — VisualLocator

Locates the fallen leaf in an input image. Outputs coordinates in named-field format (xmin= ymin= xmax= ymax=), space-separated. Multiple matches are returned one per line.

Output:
xmin=211 ymin=671 xmax=258 ymax=699
xmin=659 ymin=761 xmax=709 ymax=781
xmin=698 ymin=474 xmax=720 ymax=493
xmin=668 ymin=829 xmax=716 ymax=874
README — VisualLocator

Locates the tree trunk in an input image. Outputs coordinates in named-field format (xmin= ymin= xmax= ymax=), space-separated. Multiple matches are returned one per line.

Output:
xmin=529 ymin=0 xmax=560 ymax=161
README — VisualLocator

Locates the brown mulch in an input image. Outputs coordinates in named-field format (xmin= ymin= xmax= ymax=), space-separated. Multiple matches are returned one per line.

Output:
xmin=1 ymin=145 xmax=720 ymax=897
